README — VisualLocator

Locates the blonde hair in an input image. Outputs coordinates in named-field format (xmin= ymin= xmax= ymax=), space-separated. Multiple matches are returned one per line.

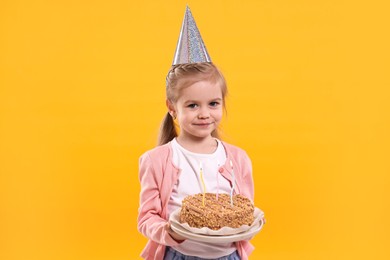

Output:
xmin=158 ymin=62 xmax=228 ymax=145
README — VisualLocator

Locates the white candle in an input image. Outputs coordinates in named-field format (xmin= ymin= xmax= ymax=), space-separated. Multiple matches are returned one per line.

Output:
xmin=216 ymin=160 xmax=220 ymax=201
xmin=229 ymin=160 xmax=235 ymax=206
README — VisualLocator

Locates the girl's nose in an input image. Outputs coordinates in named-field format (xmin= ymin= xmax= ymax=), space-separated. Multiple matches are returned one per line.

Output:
xmin=198 ymin=108 xmax=210 ymax=119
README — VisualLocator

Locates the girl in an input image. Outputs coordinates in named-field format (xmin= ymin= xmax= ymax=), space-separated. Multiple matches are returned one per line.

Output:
xmin=137 ymin=62 xmax=255 ymax=260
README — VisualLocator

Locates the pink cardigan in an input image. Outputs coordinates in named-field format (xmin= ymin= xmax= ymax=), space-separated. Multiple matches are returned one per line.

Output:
xmin=137 ymin=141 xmax=255 ymax=260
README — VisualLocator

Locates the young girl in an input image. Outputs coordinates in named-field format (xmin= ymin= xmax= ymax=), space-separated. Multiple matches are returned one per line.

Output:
xmin=138 ymin=62 xmax=255 ymax=260
xmin=138 ymin=6 xmax=256 ymax=260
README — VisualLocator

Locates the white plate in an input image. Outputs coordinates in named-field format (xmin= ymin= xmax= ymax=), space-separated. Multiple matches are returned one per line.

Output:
xmin=170 ymin=207 xmax=264 ymax=236
xmin=170 ymin=218 xmax=264 ymax=243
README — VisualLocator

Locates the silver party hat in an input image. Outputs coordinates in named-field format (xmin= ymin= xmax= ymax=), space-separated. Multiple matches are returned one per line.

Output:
xmin=172 ymin=6 xmax=211 ymax=65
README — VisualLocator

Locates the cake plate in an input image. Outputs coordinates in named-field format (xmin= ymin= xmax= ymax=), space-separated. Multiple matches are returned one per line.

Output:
xmin=169 ymin=208 xmax=264 ymax=243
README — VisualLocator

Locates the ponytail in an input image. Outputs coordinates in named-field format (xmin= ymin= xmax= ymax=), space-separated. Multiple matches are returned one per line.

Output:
xmin=158 ymin=112 xmax=178 ymax=145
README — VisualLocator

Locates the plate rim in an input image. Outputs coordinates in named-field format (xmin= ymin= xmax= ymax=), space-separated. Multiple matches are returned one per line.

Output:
xmin=169 ymin=207 xmax=264 ymax=236
xmin=170 ymin=218 xmax=264 ymax=243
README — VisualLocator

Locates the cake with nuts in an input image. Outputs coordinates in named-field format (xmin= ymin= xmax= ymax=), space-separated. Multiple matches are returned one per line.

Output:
xmin=180 ymin=193 xmax=254 ymax=230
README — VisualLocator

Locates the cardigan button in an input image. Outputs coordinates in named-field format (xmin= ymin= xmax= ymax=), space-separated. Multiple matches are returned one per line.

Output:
xmin=218 ymin=167 xmax=224 ymax=173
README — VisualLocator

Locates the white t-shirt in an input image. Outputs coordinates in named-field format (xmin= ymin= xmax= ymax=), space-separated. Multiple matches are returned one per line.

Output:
xmin=168 ymin=138 xmax=236 ymax=258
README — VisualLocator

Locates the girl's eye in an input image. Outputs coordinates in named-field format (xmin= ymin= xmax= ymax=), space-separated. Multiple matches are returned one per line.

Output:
xmin=187 ymin=104 xmax=198 ymax=108
xmin=209 ymin=101 xmax=220 ymax=107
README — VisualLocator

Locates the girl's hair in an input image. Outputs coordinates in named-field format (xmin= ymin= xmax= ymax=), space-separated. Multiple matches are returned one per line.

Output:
xmin=158 ymin=62 xmax=228 ymax=145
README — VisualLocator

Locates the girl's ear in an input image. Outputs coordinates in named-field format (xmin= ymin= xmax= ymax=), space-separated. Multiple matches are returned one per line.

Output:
xmin=166 ymin=99 xmax=176 ymax=117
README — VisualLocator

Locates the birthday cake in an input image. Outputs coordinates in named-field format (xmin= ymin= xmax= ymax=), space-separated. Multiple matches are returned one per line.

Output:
xmin=180 ymin=193 xmax=255 ymax=230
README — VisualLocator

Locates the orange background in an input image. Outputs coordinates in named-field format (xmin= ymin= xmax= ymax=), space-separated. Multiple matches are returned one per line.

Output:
xmin=1 ymin=0 xmax=389 ymax=259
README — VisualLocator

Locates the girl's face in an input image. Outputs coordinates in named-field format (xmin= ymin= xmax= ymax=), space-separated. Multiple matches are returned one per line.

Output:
xmin=169 ymin=79 xmax=223 ymax=142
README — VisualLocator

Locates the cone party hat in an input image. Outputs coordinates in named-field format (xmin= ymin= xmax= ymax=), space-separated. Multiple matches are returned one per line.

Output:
xmin=172 ymin=6 xmax=211 ymax=65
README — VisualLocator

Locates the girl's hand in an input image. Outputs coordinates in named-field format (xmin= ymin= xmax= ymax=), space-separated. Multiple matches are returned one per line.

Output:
xmin=165 ymin=222 xmax=186 ymax=242
xmin=244 ymin=217 xmax=266 ymax=241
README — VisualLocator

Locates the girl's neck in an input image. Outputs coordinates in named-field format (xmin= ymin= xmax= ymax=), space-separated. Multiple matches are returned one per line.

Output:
xmin=176 ymin=135 xmax=218 ymax=154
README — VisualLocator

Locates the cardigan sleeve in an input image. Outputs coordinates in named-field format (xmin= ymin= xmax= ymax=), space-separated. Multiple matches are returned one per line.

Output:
xmin=221 ymin=141 xmax=255 ymax=201
xmin=137 ymin=152 xmax=181 ymax=246
xmin=240 ymin=151 xmax=255 ymax=201
xmin=236 ymin=150 xmax=256 ymax=259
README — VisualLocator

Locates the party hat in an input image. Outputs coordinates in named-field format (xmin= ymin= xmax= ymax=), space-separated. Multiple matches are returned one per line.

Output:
xmin=172 ymin=6 xmax=211 ymax=65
